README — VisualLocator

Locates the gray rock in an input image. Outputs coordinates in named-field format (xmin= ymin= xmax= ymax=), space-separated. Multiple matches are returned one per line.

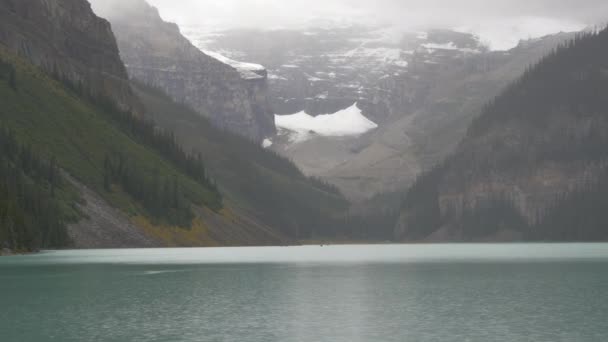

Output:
xmin=0 ymin=0 xmax=141 ymax=114
xmin=91 ymin=0 xmax=275 ymax=142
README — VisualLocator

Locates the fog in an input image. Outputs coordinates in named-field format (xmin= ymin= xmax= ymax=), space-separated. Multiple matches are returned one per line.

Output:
xmin=114 ymin=0 xmax=608 ymax=50
xmin=145 ymin=0 xmax=607 ymax=29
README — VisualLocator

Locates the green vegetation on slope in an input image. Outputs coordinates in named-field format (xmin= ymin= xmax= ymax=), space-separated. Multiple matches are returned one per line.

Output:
xmin=133 ymin=82 xmax=352 ymax=239
xmin=0 ymin=126 xmax=79 ymax=251
xmin=0 ymin=47 xmax=222 ymax=251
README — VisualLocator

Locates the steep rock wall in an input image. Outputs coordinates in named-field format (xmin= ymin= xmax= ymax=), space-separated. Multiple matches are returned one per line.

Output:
xmin=92 ymin=0 xmax=275 ymax=142
xmin=0 ymin=0 xmax=140 ymax=113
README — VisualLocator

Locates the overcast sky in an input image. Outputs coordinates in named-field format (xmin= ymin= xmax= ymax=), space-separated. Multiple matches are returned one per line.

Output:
xmin=145 ymin=0 xmax=608 ymax=49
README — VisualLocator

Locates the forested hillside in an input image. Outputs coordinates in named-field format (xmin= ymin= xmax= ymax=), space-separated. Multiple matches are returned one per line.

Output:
xmin=397 ymin=28 xmax=608 ymax=241
xmin=134 ymin=83 xmax=351 ymax=240
xmin=0 ymin=124 xmax=76 ymax=252
xmin=0 ymin=48 xmax=223 ymax=251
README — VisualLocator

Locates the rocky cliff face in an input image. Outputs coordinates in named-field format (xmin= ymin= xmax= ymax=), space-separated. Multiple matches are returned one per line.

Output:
xmin=91 ymin=0 xmax=275 ymax=142
xmin=0 ymin=0 xmax=140 ymax=113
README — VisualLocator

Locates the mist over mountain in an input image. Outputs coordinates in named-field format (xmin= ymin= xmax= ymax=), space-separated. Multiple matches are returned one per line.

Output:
xmin=146 ymin=0 xmax=604 ymax=50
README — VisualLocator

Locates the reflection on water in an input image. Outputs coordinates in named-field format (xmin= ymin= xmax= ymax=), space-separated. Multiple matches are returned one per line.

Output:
xmin=1 ymin=244 xmax=608 ymax=342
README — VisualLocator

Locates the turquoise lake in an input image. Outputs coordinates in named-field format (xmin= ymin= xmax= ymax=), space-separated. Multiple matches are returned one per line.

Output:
xmin=1 ymin=244 xmax=608 ymax=341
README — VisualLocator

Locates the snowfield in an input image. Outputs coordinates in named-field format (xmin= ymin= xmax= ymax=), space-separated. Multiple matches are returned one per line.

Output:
xmin=262 ymin=139 xmax=273 ymax=148
xmin=275 ymin=103 xmax=378 ymax=143
xmin=203 ymin=50 xmax=266 ymax=80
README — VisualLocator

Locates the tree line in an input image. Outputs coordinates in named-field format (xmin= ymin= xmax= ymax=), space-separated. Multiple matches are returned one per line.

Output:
xmin=0 ymin=58 xmax=17 ymax=90
xmin=54 ymin=69 xmax=223 ymax=224
xmin=0 ymin=126 xmax=70 ymax=251
xmin=103 ymin=153 xmax=195 ymax=227
xmin=530 ymin=166 xmax=608 ymax=241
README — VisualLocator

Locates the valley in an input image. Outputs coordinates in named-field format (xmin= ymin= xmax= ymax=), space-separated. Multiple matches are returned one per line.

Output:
xmin=184 ymin=25 xmax=575 ymax=200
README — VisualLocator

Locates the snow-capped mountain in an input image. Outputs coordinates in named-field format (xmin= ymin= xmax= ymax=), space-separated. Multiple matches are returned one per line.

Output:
xmin=183 ymin=25 xmax=576 ymax=200
xmin=183 ymin=26 xmax=486 ymax=121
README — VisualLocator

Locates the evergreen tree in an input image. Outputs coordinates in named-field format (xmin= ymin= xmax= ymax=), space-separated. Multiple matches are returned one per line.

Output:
xmin=8 ymin=66 xmax=16 ymax=91
xmin=102 ymin=153 xmax=196 ymax=227
xmin=0 ymin=126 xmax=71 ymax=251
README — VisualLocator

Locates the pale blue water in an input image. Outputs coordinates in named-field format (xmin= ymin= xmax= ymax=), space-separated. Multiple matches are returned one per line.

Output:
xmin=1 ymin=244 xmax=608 ymax=342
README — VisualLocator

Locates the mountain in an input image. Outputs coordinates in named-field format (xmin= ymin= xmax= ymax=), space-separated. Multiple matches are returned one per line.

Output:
xmin=88 ymin=0 xmax=351 ymax=240
xmin=90 ymin=0 xmax=275 ymax=143
xmin=186 ymin=26 xmax=574 ymax=200
xmin=1 ymin=0 xmax=339 ymax=252
xmin=396 ymin=28 xmax=608 ymax=242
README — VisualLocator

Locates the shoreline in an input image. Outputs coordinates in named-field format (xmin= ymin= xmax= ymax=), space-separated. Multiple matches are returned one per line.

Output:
xmin=3 ymin=241 xmax=608 ymax=256
xmin=0 ymin=248 xmax=39 ymax=257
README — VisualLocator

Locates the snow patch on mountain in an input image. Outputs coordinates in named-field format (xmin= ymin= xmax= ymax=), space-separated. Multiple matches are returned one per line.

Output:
xmin=343 ymin=46 xmax=408 ymax=67
xmin=422 ymin=42 xmax=459 ymax=50
xmin=455 ymin=16 xmax=585 ymax=51
xmin=262 ymin=138 xmax=273 ymax=148
xmin=422 ymin=42 xmax=482 ymax=54
xmin=275 ymin=103 xmax=378 ymax=143
xmin=203 ymin=50 xmax=266 ymax=80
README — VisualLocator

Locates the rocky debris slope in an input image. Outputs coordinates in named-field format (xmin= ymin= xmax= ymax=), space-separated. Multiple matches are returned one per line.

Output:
xmin=66 ymin=175 xmax=162 ymax=249
xmin=91 ymin=0 xmax=275 ymax=142
xmin=0 ymin=0 xmax=140 ymax=113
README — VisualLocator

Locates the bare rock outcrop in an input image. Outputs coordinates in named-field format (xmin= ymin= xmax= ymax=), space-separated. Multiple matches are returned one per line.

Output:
xmin=0 ymin=0 xmax=141 ymax=113
xmin=91 ymin=0 xmax=275 ymax=142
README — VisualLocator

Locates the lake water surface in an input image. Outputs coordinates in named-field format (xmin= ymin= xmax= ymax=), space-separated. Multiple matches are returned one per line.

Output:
xmin=1 ymin=244 xmax=608 ymax=342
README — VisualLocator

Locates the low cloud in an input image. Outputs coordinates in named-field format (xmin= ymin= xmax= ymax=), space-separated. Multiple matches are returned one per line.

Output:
xmin=137 ymin=0 xmax=607 ymax=50
xmin=146 ymin=0 xmax=608 ymax=29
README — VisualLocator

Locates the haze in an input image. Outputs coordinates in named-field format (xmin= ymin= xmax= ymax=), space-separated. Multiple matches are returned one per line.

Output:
xmin=142 ymin=0 xmax=607 ymax=49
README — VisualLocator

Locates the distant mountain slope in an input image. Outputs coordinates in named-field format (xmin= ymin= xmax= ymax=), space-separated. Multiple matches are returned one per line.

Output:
xmin=396 ymin=28 xmax=608 ymax=242
xmin=90 ymin=0 xmax=275 ymax=142
xmin=320 ymin=32 xmax=575 ymax=200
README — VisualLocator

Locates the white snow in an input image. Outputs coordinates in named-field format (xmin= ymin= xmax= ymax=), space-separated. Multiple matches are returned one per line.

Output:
xmin=262 ymin=139 xmax=273 ymax=148
xmin=305 ymin=73 xmax=324 ymax=82
xmin=268 ymin=74 xmax=288 ymax=81
xmin=342 ymin=46 xmax=408 ymax=68
xmin=416 ymin=32 xmax=429 ymax=40
xmin=394 ymin=60 xmax=409 ymax=68
xmin=422 ymin=42 xmax=481 ymax=54
xmin=203 ymin=50 xmax=266 ymax=80
xmin=275 ymin=103 xmax=378 ymax=143
xmin=455 ymin=16 xmax=585 ymax=51
xmin=422 ymin=42 xmax=459 ymax=51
